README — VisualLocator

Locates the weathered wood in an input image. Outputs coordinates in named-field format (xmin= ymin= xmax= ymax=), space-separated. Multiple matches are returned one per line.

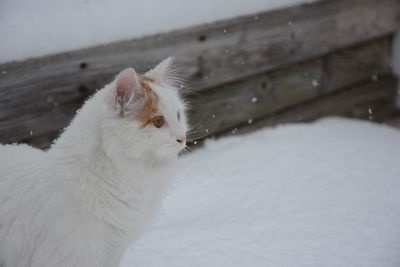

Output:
xmin=186 ymin=38 xmax=393 ymax=139
xmin=1 ymin=0 xmax=398 ymax=92
xmin=0 ymin=37 xmax=394 ymax=144
xmin=15 ymin=38 xmax=397 ymax=148
xmin=223 ymin=75 xmax=398 ymax=138
xmin=0 ymin=0 xmax=399 ymax=146
xmin=383 ymin=111 xmax=400 ymax=128
xmin=27 ymin=76 xmax=398 ymax=150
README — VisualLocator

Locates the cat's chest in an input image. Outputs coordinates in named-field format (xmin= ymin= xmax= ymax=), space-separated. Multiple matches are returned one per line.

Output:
xmin=98 ymin=170 xmax=166 ymax=225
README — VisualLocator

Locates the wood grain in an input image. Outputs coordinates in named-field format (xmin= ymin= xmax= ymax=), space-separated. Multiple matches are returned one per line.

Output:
xmin=1 ymin=0 xmax=399 ymax=92
xmin=0 ymin=0 xmax=399 ymax=147
xmin=186 ymin=38 xmax=394 ymax=140
xmin=233 ymin=75 xmax=398 ymax=136
xmin=16 ymin=38 xmax=398 ymax=148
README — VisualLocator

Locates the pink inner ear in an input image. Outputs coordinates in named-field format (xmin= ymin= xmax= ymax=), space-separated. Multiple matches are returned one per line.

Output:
xmin=116 ymin=78 xmax=131 ymax=99
xmin=115 ymin=68 xmax=137 ymax=106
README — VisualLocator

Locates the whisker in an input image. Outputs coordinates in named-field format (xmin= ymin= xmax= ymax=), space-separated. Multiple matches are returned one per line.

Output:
xmin=186 ymin=129 xmax=207 ymax=135
xmin=182 ymin=88 xmax=223 ymax=143
xmin=187 ymin=133 xmax=209 ymax=142
xmin=186 ymin=118 xmax=221 ymax=142
xmin=188 ymin=110 xmax=210 ymax=132
xmin=184 ymin=146 xmax=193 ymax=152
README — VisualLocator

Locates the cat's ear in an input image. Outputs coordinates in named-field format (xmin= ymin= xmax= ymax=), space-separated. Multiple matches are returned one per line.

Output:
xmin=112 ymin=68 xmax=141 ymax=114
xmin=145 ymin=57 xmax=183 ymax=87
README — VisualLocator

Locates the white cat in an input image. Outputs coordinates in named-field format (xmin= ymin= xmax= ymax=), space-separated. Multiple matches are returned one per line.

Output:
xmin=0 ymin=57 xmax=188 ymax=267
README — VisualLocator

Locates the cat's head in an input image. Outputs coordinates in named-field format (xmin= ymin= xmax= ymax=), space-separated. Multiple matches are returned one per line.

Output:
xmin=101 ymin=57 xmax=188 ymax=165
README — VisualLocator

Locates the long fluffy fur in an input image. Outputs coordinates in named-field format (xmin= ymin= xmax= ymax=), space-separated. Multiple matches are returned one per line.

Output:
xmin=0 ymin=58 xmax=187 ymax=267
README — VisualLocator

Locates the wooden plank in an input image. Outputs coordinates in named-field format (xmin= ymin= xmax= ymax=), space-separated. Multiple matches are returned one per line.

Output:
xmin=0 ymin=0 xmax=398 ymax=99
xmin=26 ymin=76 xmax=399 ymax=149
xmin=383 ymin=111 xmax=400 ymax=128
xmin=323 ymin=37 xmax=393 ymax=92
xmin=14 ymin=38 xmax=396 ymax=148
xmin=0 ymin=37 xmax=393 ymax=145
xmin=233 ymin=76 xmax=398 ymax=136
xmin=1 ymin=0 xmax=398 ymax=93
xmin=1 ymin=0 xmax=399 ymax=146
xmin=186 ymin=38 xmax=393 ymax=140
xmin=0 ymin=37 xmax=391 ymax=146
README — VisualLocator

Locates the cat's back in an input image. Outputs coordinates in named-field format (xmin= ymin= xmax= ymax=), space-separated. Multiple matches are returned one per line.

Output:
xmin=0 ymin=143 xmax=46 ymax=200
xmin=0 ymin=143 xmax=45 ymax=173
xmin=0 ymin=144 xmax=48 ymax=266
xmin=0 ymin=143 xmax=46 ymax=199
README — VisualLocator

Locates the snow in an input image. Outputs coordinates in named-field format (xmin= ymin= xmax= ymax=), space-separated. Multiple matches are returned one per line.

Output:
xmin=121 ymin=118 xmax=400 ymax=267
xmin=0 ymin=0 xmax=312 ymax=63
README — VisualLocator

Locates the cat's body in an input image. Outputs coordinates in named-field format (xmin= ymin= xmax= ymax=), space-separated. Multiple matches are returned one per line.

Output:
xmin=0 ymin=58 xmax=187 ymax=267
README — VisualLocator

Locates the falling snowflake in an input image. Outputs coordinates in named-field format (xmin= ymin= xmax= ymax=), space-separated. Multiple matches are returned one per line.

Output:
xmin=251 ymin=97 xmax=258 ymax=103
xmin=368 ymin=107 xmax=373 ymax=120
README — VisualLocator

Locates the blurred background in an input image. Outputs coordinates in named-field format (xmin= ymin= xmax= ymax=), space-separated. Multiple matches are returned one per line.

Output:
xmin=1 ymin=0 xmax=399 ymax=148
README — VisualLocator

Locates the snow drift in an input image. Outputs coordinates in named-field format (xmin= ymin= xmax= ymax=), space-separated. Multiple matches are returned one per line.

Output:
xmin=121 ymin=118 xmax=400 ymax=267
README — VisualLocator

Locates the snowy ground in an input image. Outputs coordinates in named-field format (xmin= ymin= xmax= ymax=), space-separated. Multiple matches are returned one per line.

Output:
xmin=121 ymin=118 xmax=400 ymax=267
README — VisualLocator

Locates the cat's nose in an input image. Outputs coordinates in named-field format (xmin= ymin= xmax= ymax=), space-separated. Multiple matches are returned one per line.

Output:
xmin=176 ymin=137 xmax=186 ymax=144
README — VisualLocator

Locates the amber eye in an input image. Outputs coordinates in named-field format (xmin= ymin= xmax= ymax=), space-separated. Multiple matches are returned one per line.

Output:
xmin=151 ymin=115 xmax=165 ymax=128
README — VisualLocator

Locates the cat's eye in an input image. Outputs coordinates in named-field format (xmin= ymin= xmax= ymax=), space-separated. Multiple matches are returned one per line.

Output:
xmin=152 ymin=115 xmax=165 ymax=128
xmin=177 ymin=111 xmax=181 ymax=121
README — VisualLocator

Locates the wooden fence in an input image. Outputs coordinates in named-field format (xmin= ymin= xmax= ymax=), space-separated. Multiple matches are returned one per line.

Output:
xmin=0 ymin=0 xmax=399 ymax=148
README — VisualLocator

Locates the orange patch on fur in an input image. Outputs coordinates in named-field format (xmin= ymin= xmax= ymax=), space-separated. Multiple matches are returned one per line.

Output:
xmin=135 ymin=76 xmax=159 ymax=126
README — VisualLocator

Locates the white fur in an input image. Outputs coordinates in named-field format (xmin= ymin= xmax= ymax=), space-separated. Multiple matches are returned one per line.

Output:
xmin=0 ymin=58 xmax=187 ymax=267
